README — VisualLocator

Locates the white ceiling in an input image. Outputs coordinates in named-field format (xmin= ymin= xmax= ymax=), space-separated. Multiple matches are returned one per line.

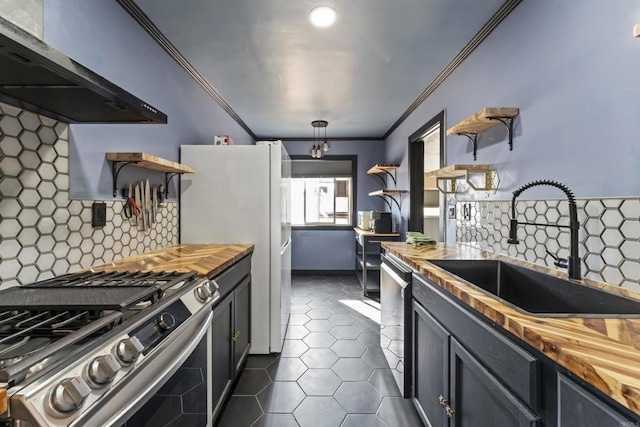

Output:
xmin=132 ymin=0 xmax=507 ymax=139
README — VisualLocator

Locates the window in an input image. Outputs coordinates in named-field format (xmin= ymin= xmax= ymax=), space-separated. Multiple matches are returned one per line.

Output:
xmin=290 ymin=156 xmax=356 ymax=228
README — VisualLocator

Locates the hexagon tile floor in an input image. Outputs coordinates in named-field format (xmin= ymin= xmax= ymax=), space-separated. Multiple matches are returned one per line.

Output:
xmin=215 ymin=274 xmax=423 ymax=427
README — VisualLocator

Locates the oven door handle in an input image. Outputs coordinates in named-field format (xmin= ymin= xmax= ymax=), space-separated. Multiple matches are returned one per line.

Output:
xmin=71 ymin=307 xmax=214 ymax=427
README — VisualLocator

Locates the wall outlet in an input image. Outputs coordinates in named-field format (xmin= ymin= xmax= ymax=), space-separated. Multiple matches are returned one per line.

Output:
xmin=91 ymin=202 xmax=106 ymax=228
xmin=448 ymin=205 xmax=456 ymax=219
xmin=463 ymin=203 xmax=472 ymax=221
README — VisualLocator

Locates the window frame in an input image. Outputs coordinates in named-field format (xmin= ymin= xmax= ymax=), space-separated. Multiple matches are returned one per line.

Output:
xmin=290 ymin=155 xmax=357 ymax=231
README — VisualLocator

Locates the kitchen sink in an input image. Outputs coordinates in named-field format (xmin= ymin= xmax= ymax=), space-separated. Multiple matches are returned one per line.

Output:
xmin=425 ymin=259 xmax=640 ymax=318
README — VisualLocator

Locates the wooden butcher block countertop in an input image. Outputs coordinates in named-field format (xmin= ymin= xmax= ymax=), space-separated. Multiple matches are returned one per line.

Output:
xmin=90 ymin=244 xmax=254 ymax=278
xmin=381 ymin=242 xmax=640 ymax=416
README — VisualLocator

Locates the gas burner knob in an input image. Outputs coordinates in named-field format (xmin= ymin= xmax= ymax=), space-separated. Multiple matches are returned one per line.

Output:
xmin=114 ymin=336 xmax=144 ymax=365
xmin=156 ymin=312 xmax=176 ymax=331
xmin=49 ymin=376 xmax=91 ymax=414
xmin=194 ymin=281 xmax=214 ymax=302
xmin=86 ymin=354 xmax=121 ymax=387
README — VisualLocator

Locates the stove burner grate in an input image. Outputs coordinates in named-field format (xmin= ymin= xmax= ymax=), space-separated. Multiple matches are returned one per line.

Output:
xmin=0 ymin=336 xmax=51 ymax=367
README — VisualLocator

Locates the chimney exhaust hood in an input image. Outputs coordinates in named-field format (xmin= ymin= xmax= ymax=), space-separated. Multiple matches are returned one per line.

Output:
xmin=0 ymin=16 xmax=167 ymax=124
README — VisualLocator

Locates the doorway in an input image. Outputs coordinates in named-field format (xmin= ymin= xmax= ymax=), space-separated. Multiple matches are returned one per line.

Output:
xmin=408 ymin=110 xmax=445 ymax=240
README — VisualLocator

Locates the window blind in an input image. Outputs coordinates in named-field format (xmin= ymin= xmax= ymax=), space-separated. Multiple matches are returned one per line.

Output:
xmin=291 ymin=159 xmax=353 ymax=178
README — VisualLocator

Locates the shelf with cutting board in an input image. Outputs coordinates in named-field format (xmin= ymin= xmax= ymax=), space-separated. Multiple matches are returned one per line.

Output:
xmin=105 ymin=152 xmax=196 ymax=198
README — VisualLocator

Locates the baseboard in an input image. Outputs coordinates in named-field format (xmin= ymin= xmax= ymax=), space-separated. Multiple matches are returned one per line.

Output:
xmin=292 ymin=270 xmax=355 ymax=276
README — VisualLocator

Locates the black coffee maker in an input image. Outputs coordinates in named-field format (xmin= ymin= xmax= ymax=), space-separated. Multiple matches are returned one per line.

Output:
xmin=370 ymin=211 xmax=392 ymax=233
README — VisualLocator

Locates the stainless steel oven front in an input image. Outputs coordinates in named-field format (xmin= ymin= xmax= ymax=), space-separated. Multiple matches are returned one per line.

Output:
xmin=380 ymin=252 xmax=413 ymax=398
xmin=3 ymin=275 xmax=218 ymax=427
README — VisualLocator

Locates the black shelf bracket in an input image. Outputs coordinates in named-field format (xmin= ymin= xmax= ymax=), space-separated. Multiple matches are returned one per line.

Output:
xmin=372 ymin=169 xmax=397 ymax=188
xmin=382 ymin=169 xmax=397 ymax=186
xmin=374 ymin=194 xmax=402 ymax=210
xmin=109 ymin=161 xmax=182 ymax=199
xmin=488 ymin=116 xmax=515 ymax=151
xmin=458 ymin=133 xmax=479 ymax=161
xmin=111 ymin=162 xmax=134 ymax=197
xmin=374 ymin=195 xmax=393 ymax=210
xmin=165 ymin=173 xmax=180 ymax=198
xmin=373 ymin=174 xmax=387 ymax=188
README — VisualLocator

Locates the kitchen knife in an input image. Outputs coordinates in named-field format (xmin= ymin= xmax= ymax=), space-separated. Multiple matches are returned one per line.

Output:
xmin=134 ymin=184 xmax=142 ymax=229
xmin=140 ymin=181 xmax=147 ymax=231
xmin=145 ymin=179 xmax=152 ymax=226
xmin=152 ymin=185 xmax=157 ymax=219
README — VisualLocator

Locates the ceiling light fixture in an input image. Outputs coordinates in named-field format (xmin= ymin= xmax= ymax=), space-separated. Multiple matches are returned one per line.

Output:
xmin=309 ymin=120 xmax=330 ymax=158
xmin=309 ymin=6 xmax=337 ymax=28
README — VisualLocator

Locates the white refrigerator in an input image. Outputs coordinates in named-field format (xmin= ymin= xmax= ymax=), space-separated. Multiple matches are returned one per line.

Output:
xmin=180 ymin=141 xmax=291 ymax=354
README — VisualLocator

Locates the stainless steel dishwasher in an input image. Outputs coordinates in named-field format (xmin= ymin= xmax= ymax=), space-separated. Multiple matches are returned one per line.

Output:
xmin=380 ymin=251 xmax=413 ymax=398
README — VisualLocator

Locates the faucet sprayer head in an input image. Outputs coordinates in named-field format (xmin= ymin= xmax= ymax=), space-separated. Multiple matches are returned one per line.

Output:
xmin=507 ymin=219 xmax=519 ymax=244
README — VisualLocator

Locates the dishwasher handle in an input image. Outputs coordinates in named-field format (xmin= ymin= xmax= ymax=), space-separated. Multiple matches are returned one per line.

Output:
xmin=381 ymin=253 xmax=412 ymax=281
xmin=381 ymin=253 xmax=412 ymax=289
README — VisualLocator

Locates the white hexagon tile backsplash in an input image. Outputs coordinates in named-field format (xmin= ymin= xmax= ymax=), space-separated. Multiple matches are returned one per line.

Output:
xmin=0 ymin=102 xmax=178 ymax=289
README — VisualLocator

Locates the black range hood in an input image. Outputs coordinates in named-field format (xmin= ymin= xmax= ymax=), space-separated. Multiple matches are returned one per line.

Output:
xmin=0 ymin=16 xmax=167 ymax=124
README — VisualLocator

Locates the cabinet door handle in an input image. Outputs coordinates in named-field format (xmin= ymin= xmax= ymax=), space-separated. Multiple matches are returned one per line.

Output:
xmin=445 ymin=405 xmax=455 ymax=418
xmin=232 ymin=331 xmax=240 ymax=342
xmin=439 ymin=395 xmax=454 ymax=418
xmin=438 ymin=394 xmax=447 ymax=407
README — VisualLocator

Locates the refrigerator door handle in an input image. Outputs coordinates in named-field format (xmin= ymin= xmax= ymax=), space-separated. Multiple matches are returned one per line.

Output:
xmin=280 ymin=239 xmax=291 ymax=255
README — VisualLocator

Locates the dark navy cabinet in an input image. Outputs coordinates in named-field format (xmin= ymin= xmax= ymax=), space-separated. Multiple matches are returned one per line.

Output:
xmin=211 ymin=261 xmax=251 ymax=424
xmin=449 ymin=339 xmax=539 ymax=426
xmin=411 ymin=270 xmax=640 ymax=426
xmin=412 ymin=300 xmax=449 ymax=427
xmin=412 ymin=293 xmax=538 ymax=427
xmin=232 ymin=278 xmax=251 ymax=376
xmin=211 ymin=294 xmax=233 ymax=422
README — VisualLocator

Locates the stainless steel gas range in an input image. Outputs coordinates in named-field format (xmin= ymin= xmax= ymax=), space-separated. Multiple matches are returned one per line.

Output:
xmin=0 ymin=270 xmax=219 ymax=427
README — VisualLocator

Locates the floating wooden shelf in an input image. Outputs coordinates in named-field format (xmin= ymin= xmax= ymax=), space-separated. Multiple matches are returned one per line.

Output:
xmin=447 ymin=108 xmax=518 ymax=135
xmin=424 ymin=164 xmax=499 ymax=194
xmin=106 ymin=152 xmax=196 ymax=198
xmin=367 ymin=164 xmax=399 ymax=175
xmin=447 ymin=107 xmax=519 ymax=160
xmin=106 ymin=153 xmax=196 ymax=174
xmin=367 ymin=164 xmax=400 ymax=186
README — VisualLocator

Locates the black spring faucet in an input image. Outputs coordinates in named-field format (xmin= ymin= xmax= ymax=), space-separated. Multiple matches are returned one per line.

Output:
xmin=508 ymin=180 xmax=582 ymax=280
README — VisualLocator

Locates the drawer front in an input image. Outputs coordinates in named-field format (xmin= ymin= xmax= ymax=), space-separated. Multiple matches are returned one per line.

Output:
xmin=413 ymin=273 xmax=540 ymax=411
xmin=213 ymin=254 xmax=251 ymax=300
xmin=558 ymin=374 xmax=638 ymax=425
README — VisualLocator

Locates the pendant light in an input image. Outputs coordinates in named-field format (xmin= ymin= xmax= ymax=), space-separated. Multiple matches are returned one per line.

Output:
xmin=310 ymin=120 xmax=329 ymax=158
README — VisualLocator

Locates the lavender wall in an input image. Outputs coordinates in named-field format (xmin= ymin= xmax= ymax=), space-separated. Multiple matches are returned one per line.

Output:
xmin=383 ymin=0 xmax=640 ymax=287
xmin=284 ymin=140 xmax=387 ymax=270
xmin=385 ymin=0 xmax=640 ymax=221
xmin=43 ymin=0 xmax=253 ymax=199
